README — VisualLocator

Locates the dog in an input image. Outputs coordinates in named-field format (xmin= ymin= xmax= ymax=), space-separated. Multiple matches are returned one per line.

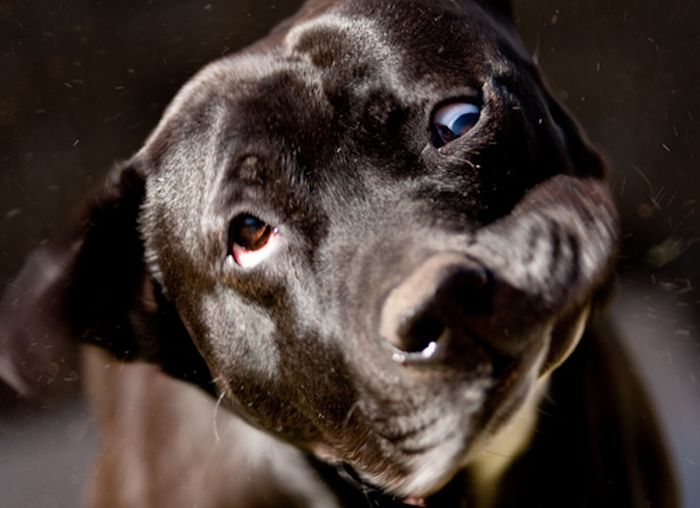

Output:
xmin=0 ymin=0 xmax=678 ymax=506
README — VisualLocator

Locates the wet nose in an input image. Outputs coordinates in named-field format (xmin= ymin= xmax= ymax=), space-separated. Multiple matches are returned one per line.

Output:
xmin=379 ymin=253 xmax=495 ymax=362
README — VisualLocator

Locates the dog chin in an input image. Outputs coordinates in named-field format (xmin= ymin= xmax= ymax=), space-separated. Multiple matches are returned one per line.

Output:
xmin=357 ymin=368 xmax=547 ymax=499
xmin=390 ymin=437 xmax=474 ymax=498
xmin=335 ymin=410 xmax=481 ymax=498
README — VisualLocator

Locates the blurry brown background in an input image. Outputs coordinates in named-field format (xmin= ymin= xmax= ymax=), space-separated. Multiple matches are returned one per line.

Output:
xmin=1 ymin=0 xmax=698 ymax=506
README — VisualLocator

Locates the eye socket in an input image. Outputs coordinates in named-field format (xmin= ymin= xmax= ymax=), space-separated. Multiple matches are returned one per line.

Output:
xmin=228 ymin=214 xmax=279 ymax=268
xmin=432 ymin=101 xmax=481 ymax=147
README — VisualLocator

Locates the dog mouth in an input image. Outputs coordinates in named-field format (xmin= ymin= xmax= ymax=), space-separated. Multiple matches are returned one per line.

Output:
xmin=322 ymin=338 xmax=545 ymax=501
xmin=337 ymin=463 xmax=431 ymax=507
xmin=372 ymin=414 xmax=443 ymax=451
xmin=334 ymin=423 xmax=478 ymax=501
xmin=334 ymin=255 xmax=586 ymax=499
xmin=323 ymin=381 xmax=491 ymax=498
xmin=337 ymin=378 xmax=543 ymax=505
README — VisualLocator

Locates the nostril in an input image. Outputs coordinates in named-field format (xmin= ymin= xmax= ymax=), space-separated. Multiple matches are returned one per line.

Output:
xmin=398 ymin=314 xmax=445 ymax=354
xmin=379 ymin=254 xmax=495 ymax=362
xmin=456 ymin=265 xmax=489 ymax=292
xmin=432 ymin=264 xmax=494 ymax=318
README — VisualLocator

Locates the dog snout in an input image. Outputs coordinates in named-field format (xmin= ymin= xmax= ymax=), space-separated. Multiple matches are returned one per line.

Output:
xmin=379 ymin=253 xmax=499 ymax=365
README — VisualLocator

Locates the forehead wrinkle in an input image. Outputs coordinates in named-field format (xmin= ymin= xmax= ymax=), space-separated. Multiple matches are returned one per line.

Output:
xmin=152 ymin=54 xmax=330 ymax=192
xmin=143 ymin=51 xmax=326 ymax=151
xmin=284 ymin=12 xmax=442 ymax=105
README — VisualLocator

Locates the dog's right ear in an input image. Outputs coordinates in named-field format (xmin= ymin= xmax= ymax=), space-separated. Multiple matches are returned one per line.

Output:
xmin=0 ymin=161 xmax=212 ymax=401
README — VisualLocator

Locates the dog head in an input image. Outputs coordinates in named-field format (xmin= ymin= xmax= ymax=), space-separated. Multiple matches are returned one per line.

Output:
xmin=0 ymin=0 xmax=618 ymax=500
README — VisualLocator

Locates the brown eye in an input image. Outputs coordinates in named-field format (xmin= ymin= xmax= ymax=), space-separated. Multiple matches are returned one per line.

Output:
xmin=228 ymin=214 xmax=280 ymax=269
xmin=230 ymin=214 xmax=274 ymax=252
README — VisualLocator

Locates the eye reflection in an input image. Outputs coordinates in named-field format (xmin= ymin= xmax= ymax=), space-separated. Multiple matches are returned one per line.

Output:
xmin=432 ymin=101 xmax=481 ymax=146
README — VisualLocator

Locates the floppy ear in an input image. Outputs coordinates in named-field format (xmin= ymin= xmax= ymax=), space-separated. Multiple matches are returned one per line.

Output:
xmin=544 ymin=92 xmax=607 ymax=179
xmin=0 ymin=162 xmax=212 ymax=401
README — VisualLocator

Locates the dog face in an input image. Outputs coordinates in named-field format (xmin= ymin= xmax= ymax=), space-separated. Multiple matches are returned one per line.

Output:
xmin=0 ymin=0 xmax=618 ymax=500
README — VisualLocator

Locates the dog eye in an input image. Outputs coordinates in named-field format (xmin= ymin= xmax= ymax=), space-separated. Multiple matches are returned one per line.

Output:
xmin=432 ymin=102 xmax=481 ymax=146
xmin=228 ymin=214 xmax=279 ymax=268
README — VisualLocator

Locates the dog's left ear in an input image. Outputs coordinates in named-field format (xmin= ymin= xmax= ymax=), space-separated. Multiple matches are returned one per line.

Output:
xmin=0 ymin=162 xmax=211 ymax=401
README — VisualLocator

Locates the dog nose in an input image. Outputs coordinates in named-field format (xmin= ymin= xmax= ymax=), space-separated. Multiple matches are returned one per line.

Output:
xmin=379 ymin=253 xmax=494 ymax=362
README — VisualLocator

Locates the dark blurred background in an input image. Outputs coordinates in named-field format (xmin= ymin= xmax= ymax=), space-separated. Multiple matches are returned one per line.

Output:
xmin=0 ymin=0 xmax=698 ymax=506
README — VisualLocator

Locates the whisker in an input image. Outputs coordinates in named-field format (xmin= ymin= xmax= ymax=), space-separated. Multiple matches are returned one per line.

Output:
xmin=343 ymin=400 xmax=360 ymax=430
xmin=212 ymin=391 xmax=226 ymax=443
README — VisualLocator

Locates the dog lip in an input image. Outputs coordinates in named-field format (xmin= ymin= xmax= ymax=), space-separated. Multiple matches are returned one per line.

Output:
xmin=394 ymin=427 xmax=461 ymax=457
xmin=337 ymin=463 xmax=428 ymax=507
xmin=373 ymin=415 xmax=440 ymax=444
xmin=337 ymin=462 xmax=383 ymax=492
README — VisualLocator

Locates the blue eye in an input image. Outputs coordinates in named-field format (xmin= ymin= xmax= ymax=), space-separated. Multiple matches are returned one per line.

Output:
xmin=432 ymin=102 xmax=481 ymax=146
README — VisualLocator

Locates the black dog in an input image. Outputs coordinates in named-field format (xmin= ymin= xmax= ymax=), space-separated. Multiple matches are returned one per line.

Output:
xmin=0 ymin=1 xmax=677 ymax=506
